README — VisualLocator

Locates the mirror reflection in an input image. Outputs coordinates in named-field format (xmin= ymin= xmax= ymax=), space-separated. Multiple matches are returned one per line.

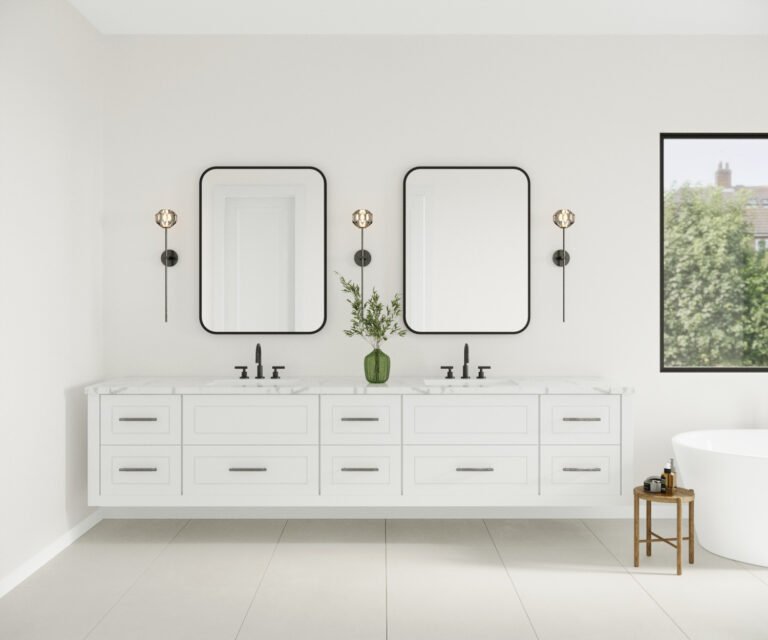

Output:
xmin=200 ymin=167 xmax=326 ymax=333
xmin=404 ymin=167 xmax=530 ymax=333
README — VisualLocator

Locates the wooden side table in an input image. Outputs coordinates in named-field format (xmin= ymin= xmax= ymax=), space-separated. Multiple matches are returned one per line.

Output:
xmin=633 ymin=486 xmax=695 ymax=575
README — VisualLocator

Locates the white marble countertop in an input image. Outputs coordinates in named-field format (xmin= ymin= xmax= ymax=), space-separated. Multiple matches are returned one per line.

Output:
xmin=85 ymin=376 xmax=631 ymax=395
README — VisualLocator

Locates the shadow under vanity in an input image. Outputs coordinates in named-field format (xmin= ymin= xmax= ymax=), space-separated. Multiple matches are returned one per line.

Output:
xmin=88 ymin=166 xmax=630 ymax=508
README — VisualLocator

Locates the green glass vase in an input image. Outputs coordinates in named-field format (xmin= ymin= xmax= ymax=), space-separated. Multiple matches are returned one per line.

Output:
xmin=364 ymin=348 xmax=390 ymax=384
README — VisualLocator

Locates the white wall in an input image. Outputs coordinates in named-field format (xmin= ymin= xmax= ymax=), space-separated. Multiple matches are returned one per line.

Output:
xmin=101 ymin=35 xmax=768 ymax=489
xmin=0 ymin=0 xmax=103 ymax=581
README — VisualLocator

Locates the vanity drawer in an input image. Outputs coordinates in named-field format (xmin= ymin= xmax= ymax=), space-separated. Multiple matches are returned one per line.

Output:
xmin=100 ymin=445 xmax=181 ymax=496
xmin=541 ymin=395 xmax=621 ymax=445
xmin=320 ymin=445 xmax=401 ymax=496
xmin=403 ymin=396 xmax=538 ymax=445
xmin=403 ymin=445 xmax=538 ymax=497
xmin=183 ymin=396 xmax=319 ymax=445
xmin=320 ymin=396 xmax=401 ymax=445
xmin=540 ymin=445 xmax=620 ymax=496
xmin=100 ymin=395 xmax=181 ymax=445
xmin=183 ymin=445 xmax=318 ymax=496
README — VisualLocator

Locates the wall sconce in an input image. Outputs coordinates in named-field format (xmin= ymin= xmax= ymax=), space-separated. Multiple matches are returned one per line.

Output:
xmin=352 ymin=209 xmax=373 ymax=318
xmin=552 ymin=208 xmax=575 ymax=323
xmin=155 ymin=208 xmax=178 ymax=323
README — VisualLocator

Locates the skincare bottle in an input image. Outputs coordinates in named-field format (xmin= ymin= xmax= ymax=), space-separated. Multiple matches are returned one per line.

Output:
xmin=667 ymin=458 xmax=677 ymax=491
xmin=661 ymin=461 xmax=671 ymax=493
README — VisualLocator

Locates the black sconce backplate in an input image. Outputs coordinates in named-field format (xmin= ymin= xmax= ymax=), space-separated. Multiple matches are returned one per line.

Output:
xmin=161 ymin=249 xmax=179 ymax=267
xmin=552 ymin=249 xmax=570 ymax=267
xmin=354 ymin=249 xmax=372 ymax=267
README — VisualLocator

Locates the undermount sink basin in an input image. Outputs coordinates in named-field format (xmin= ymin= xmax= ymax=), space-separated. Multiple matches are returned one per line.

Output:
xmin=207 ymin=378 xmax=300 ymax=387
xmin=422 ymin=378 xmax=517 ymax=387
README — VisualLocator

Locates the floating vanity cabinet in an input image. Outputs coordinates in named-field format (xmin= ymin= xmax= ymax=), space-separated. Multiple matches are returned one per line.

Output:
xmin=182 ymin=396 xmax=320 ymax=498
xmin=403 ymin=445 xmax=538 ymax=498
xmin=183 ymin=395 xmax=318 ymax=445
xmin=101 ymin=445 xmax=181 ymax=498
xmin=100 ymin=395 xmax=181 ymax=446
xmin=86 ymin=379 xmax=631 ymax=508
xmin=540 ymin=395 xmax=622 ymax=496
xmin=540 ymin=395 xmax=620 ymax=445
xmin=97 ymin=396 xmax=182 ymax=501
xmin=403 ymin=395 xmax=538 ymax=445
xmin=403 ymin=396 xmax=538 ymax=498
xmin=320 ymin=396 xmax=402 ymax=496
xmin=184 ymin=445 xmax=318 ymax=498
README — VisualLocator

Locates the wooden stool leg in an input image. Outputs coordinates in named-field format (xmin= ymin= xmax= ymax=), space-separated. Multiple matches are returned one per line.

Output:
xmin=634 ymin=493 xmax=640 ymax=567
xmin=646 ymin=500 xmax=652 ymax=556
xmin=689 ymin=500 xmax=695 ymax=564
xmin=676 ymin=498 xmax=683 ymax=575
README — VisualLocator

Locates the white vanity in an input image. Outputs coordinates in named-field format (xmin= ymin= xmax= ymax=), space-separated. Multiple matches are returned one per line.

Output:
xmin=86 ymin=378 xmax=632 ymax=508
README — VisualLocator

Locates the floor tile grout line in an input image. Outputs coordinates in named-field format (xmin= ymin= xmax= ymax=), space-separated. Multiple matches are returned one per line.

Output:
xmin=749 ymin=571 xmax=768 ymax=590
xmin=81 ymin=519 xmax=192 ymax=640
xmin=646 ymin=522 xmax=768 ymax=591
xmin=384 ymin=519 xmax=389 ymax=640
xmin=733 ymin=564 xmax=768 ymax=590
xmin=713 ymin=548 xmax=768 ymax=589
xmin=233 ymin=519 xmax=289 ymax=640
xmin=482 ymin=520 xmax=540 ymax=640
xmin=580 ymin=520 xmax=691 ymax=640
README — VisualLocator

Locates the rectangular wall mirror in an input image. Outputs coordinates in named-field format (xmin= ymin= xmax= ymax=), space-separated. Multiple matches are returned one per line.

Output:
xmin=403 ymin=166 xmax=530 ymax=333
xmin=200 ymin=166 xmax=326 ymax=333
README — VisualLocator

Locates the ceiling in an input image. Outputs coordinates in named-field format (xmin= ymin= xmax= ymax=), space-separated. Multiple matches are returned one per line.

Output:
xmin=68 ymin=0 xmax=768 ymax=35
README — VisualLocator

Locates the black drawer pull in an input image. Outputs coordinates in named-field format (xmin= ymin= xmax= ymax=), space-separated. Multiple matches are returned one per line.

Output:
xmin=118 ymin=467 xmax=158 ymax=472
xmin=340 ymin=417 xmax=380 ymax=422
xmin=341 ymin=467 xmax=380 ymax=472
xmin=456 ymin=467 xmax=494 ymax=472
xmin=118 ymin=417 xmax=158 ymax=422
xmin=562 ymin=417 xmax=601 ymax=422
xmin=228 ymin=467 xmax=267 ymax=472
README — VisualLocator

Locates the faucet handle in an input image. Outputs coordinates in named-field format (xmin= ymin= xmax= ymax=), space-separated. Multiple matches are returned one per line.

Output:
xmin=477 ymin=366 xmax=491 ymax=379
xmin=271 ymin=366 xmax=285 ymax=380
xmin=234 ymin=366 xmax=249 ymax=380
xmin=440 ymin=366 xmax=455 ymax=380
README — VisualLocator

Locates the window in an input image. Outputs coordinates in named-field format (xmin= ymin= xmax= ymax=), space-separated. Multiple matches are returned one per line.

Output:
xmin=662 ymin=134 xmax=768 ymax=371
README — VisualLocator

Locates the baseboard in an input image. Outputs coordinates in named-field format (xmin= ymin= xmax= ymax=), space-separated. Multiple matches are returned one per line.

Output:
xmin=0 ymin=510 xmax=103 ymax=599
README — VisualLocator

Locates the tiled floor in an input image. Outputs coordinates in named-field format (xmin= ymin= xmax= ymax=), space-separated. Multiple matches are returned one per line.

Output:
xmin=1 ymin=519 xmax=767 ymax=640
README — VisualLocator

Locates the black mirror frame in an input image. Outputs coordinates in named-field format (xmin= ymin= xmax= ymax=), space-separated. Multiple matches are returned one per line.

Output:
xmin=402 ymin=165 xmax=531 ymax=335
xmin=198 ymin=165 xmax=327 ymax=335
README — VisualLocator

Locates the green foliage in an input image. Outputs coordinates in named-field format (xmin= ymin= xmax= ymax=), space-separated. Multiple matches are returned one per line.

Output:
xmin=338 ymin=274 xmax=407 ymax=350
xmin=664 ymin=185 xmax=768 ymax=367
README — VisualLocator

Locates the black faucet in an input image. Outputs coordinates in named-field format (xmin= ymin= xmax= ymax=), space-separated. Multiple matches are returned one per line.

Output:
xmin=255 ymin=343 xmax=264 ymax=379
xmin=461 ymin=343 xmax=470 ymax=379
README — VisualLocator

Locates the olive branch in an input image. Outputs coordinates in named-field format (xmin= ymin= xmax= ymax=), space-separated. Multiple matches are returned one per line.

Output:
xmin=337 ymin=273 xmax=406 ymax=350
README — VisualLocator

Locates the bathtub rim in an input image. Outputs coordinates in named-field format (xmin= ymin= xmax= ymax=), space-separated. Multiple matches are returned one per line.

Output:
xmin=672 ymin=428 xmax=768 ymax=461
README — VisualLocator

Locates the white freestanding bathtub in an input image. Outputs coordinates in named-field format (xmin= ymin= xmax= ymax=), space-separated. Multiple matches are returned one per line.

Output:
xmin=672 ymin=429 xmax=768 ymax=567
